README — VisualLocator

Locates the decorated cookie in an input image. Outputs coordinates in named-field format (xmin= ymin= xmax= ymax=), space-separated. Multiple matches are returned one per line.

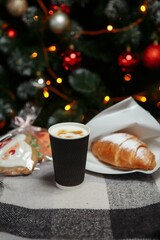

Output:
xmin=0 ymin=133 xmax=39 ymax=176
xmin=34 ymin=130 xmax=52 ymax=157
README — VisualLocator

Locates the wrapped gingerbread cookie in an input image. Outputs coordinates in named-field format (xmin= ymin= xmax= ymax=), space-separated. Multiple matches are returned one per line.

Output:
xmin=0 ymin=133 xmax=40 ymax=175
xmin=0 ymin=103 xmax=51 ymax=176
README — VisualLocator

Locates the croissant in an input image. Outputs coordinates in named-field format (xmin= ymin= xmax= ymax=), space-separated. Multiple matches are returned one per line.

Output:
xmin=91 ymin=132 xmax=156 ymax=170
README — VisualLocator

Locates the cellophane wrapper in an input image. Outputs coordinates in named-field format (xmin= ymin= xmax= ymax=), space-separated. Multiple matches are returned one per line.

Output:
xmin=0 ymin=103 xmax=52 ymax=176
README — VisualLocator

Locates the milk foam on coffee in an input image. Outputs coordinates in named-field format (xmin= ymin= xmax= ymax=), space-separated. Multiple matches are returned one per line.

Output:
xmin=49 ymin=123 xmax=89 ymax=139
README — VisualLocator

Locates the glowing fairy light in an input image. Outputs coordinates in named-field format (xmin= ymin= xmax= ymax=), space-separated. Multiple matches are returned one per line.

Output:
xmin=107 ymin=25 xmax=113 ymax=31
xmin=124 ymin=74 xmax=132 ymax=81
xmin=56 ymin=77 xmax=62 ymax=84
xmin=43 ymin=88 xmax=49 ymax=98
xmin=104 ymin=95 xmax=110 ymax=103
xmin=32 ymin=77 xmax=45 ymax=88
xmin=38 ymin=78 xmax=44 ymax=85
xmin=31 ymin=52 xmax=38 ymax=58
xmin=65 ymin=104 xmax=71 ymax=111
xmin=136 ymin=96 xmax=147 ymax=102
xmin=46 ymin=80 xmax=51 ymax=85
xmin=48 ymin=45 xmax=57 ymax=52
xmin=140 ymin=96 xmax=147 ymax=102
xmin=140 ymin=5 xmax=146 ymax=12
xmin=33 ymin=15 xmax=39 ymax=21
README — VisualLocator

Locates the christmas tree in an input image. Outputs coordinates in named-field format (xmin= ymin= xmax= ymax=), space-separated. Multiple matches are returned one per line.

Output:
xmin=0 ymin=0 xmax=160 ymax=134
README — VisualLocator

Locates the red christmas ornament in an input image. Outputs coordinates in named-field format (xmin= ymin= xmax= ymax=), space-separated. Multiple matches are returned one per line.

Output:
xmin=62 ymin=49 xmax=82 ymax=71
xmin=118 ymin=51 xmax=140 ymax=72
xmin=49 ymin=4 xmax=59 ymax=14
xmin=60 ymin=4 xmax=70 ymax=14
xmin=142 ymin=44 xmax=160 ymax=68
xmin=49 ymin=3 xmax=70 ymax=15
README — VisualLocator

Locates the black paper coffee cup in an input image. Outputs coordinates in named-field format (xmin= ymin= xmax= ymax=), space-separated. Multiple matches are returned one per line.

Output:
xmin=48 ymin=122 xmax=90 ymax=190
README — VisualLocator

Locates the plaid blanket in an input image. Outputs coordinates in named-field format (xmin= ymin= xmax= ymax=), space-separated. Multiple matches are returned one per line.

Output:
xmin=0 ymin=161 xmax=160 ymax=240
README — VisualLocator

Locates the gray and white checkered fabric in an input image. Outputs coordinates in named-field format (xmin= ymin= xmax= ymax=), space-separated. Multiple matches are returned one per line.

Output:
xmin=1 ymin=161 xmax=160 ymax=239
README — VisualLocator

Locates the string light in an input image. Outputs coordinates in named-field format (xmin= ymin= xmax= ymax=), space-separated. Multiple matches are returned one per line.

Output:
xmin=135 ymin=96 xmax=147 ymax=102
xmin=56 ymin=77 xmax=62 ymax=84
xmin=43 ymin=88 xmax=49 ymax=98
xmin=46 ymin=80 xmax=51 ymax=85
xmin=65 ymin=104 xmax=71 ymax=111
xmin=48 ymin=45 xmax=57 ymax=52
xmin=140 ymin=96 xmax=147 ymax=102
xmin=104 ymin=95 xmax=110 ymax=103
xmin=140 ymin=4 xmax=146 ymax=13
xmin=124 ymin=74 xmax=132 ymax=81
xmin=107 ymin=25 xmax=113 ymax=32
xmin=32 ymin=77 xmax=45 ymax=88
xmin=31 ymin=52 xmax=38 ymax=58
xmin=38 ymin=78 xmax=44 ymax=85
xmin=37 ymin=0 xmax=48 ymax=17
xmin=82 ymin=18 xmax=143 ymax=36
xmin=33 ymin=15 xmax=39 ymax=21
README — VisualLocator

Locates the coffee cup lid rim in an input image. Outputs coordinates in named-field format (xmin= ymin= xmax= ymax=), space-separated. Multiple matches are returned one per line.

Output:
xmin=48 ymin=122 xmax=90 ymax=139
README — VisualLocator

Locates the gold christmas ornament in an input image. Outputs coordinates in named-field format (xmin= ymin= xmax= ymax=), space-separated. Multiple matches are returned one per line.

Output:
xmin=49 ymin=11 xmax=70 ymax=34
xmin=6 ymin=0 xmax=28 ymax=17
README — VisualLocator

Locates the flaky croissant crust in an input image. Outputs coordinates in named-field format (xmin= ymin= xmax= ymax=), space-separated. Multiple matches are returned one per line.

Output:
xmin=91 ymin=132 xmax=156 ymax=170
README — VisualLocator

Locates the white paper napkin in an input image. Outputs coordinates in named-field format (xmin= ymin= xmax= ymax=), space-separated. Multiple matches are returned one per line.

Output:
xmin=86 ymin=97 xmax=160 ymax=174
xmin=87 ymin=97 xmax=160 ymax=142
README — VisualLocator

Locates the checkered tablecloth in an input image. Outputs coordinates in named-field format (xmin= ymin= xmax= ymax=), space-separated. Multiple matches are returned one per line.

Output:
xmin=0 ymin=160 xmax=160 ymax=240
